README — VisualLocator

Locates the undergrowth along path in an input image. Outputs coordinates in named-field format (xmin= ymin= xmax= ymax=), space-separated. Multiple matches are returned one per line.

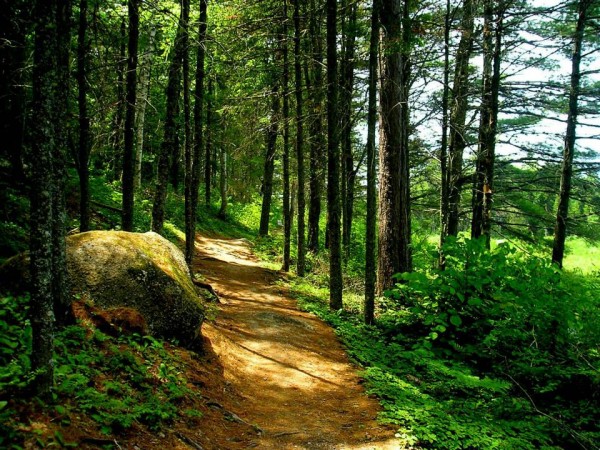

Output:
xmin=194 ymin=234 xmax=400 ymax=449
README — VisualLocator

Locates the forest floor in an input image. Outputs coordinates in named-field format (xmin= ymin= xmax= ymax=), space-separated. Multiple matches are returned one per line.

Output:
xmin=9 ymin=233 xmax=402 ymax=449
xmin=191 ymin=234 xmax=401 ymax=449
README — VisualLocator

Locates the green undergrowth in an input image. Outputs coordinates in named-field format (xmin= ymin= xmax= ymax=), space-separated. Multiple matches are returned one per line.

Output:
xmin=0 ymin=294 xmax=201 ymax=448
xmin=278 ymin=237 xmax=600 ymax=450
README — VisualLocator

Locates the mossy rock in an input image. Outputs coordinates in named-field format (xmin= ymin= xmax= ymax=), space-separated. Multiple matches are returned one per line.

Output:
xmin=0 ymin=231 xmax=206 ymax=349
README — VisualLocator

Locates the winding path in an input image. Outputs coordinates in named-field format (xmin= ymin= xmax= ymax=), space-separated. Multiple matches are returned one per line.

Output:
xmin=193 ymin=235 xmax=400 ymax=449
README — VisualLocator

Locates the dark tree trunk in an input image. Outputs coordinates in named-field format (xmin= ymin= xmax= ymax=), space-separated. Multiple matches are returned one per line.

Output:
xmin=398 ymin=0 xmax=412 ymax=274
xmin=446 ymin=0 xmax=475 ymax=237
xmin=340 ymin=1 xmax=357 ymax=260
xmin=552 ymin=0 xmax=589 ymax=268
xmin=122 ymin=0 xmax=139 ymax=231
xmin=471 ymin=2 xmax=502 ymax=249
xmin=111 ymin=19 xmax=126 ymax=181
xmin=152 ymin=6 xmax=185 ymax=234
xmin=190 ymin=0 xmax=208 ymax=253
xmin=307 ymin=0 xmax=324 ymax=254
xmin=259 ymin=84 xmax=280 ymax=237
xmin=134 ymin=25 xmax=156 ymax=191
xmin=53 ymin=0 xmax=72 ymax=325
xmin=377 ymin=0 xmax=412 ymax=294
xmin=294 ymin=0 xmax=306 ymax=276
xmin=439 ymin=0 xmax=451 ymax=266
xmin=364 ymin=1 xmax=378 ymax=325
xmin=29 ymin=0 xmax=69 ymax=397
xmin=170 ymin=125 xmax=182 ymax=192
xmin=327 ymin=0 xmax=343 ymax=310
xmin=205 ymin=76 xmax=213 ymax=206
xmin=77 ymin=0 xmax=90 ymax=232
xmin=218 ymin=146 xmax=228 ymax=218
xmin=282 ymin=0 xmax=291 ymax=272
xmin=182 ymin=0 xmax=193 ymax=264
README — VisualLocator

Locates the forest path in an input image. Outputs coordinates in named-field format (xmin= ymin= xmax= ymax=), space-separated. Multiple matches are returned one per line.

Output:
xmin=193 ymin=234 xmax=401 ymax=449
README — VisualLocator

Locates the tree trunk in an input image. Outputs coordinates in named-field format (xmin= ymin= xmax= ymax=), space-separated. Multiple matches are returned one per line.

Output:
xmin=552 ymin=0 xmax=590 ymax=268
xmin=77 ymin=0 xmax=91 ymax=232
xmin=282 ymin=0 xmax=291 ymax=272
xmin=471 ymin=1 xmax=502 ymax=249
xmin=111 ymin=19 xmax=126 ymax=182
xmin=398 ymin=0 xmax=412 ymax=274
xmin=182 ymin=0 xmax=193 ymax=264
xmin=327 ymin=0 xmax=343 ymax=310
xmin=134 ymin=26 xmax=156 ymax=191
xmin=53 ymin=0 xmax=72 ymax=324
xmin=152 ymin=5 xmax=185 ymax=234
xmin=259 ymin=83 xmax=280 ymax=237
xmin=446 ymin=0 xmax=475 ymax=237
xmin=341 ymin=1 xmax=357 ymax=260
xmin=377 ymin=0 xmax=412 ymax=294
xmin=29 ymin=0 xmax=69 ymax=397
xmin=205 ymin=76 xmax=213 ymax=206
xmin=122 ymin=0 xmax=139 ymax=231
xmin=294 ymin=0 xmax=306 ymax=276
xmin=191 ymin=0 xmax=208 ymax=248
xmin=438 ymin=0 xmax=451 ymax=266
xmin=170 ymin=124 xmax=182 ymax=192
xmin=307 ymin=0 xmax=324 ymax=254
xmin=364 ymin=1 xmax=378 ymax=325
xmin=218 ymin=146 xmax=228 ymax=218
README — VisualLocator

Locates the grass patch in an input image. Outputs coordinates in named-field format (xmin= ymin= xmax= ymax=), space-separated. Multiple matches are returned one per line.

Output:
xmin=563 ymin=236 xmax=600 ymax=274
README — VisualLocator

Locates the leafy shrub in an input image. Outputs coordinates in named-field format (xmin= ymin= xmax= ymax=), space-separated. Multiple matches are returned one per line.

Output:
xmin=0 ymin=296 xmax=32 ymax=393
xmin=388 ymin=238 xmax=572 ymax=359
xmin=378 ymin=237 xmax=600 ymax=447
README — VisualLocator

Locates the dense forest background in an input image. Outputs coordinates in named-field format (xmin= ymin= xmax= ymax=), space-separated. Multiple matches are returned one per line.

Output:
xmin=1 ymin=0 xmax=600 ymax=448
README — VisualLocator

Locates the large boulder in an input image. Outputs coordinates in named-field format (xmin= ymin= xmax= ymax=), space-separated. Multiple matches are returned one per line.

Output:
xmin=0 ymin=231 xmax=205 ymax=349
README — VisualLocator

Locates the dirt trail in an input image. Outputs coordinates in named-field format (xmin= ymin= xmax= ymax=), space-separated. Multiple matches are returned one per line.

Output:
xmin=193 ymin=235 xmax=400 ymax=449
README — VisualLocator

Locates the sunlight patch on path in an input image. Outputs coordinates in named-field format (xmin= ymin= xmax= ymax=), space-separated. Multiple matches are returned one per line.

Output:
xmin=195 ymin=235 xmax=404 ymax=449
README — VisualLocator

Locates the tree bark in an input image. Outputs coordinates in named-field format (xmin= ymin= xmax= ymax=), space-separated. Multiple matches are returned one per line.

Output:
xmin=53 ymin=0 xmax=72 ymax=324
xmin=294 ymin=0 xmax=306 ymax=276
xmin=340 ymin=1 xmax=357 ymax=260
xmin=552 ymin=0 xmax=590 ymax=268
xmin=259 ymin=83 xmax=280 ymax=237
xmin=218 ymin=146 xmax=228 ymax=218
xmin=152 ymin=5 xmax=185 ymax=234
xmin=438 ymin=0 xmax=451 ymax=267
xmin=122 ymin=0 xmax=139 ymax=231
xmin=327 ymin=0 xmax=343 ymax=309
xmin=282 ymin=0 xmax=291 ymax=272
xmin=446 ymin=0 xmax=475 ymax=237
xmin=77 ymin=0 xmax=91 ymax=232
xmin=471 ymin=1 xmax=503 ymax=249
xmin=398 ymin=0 xmax=412 ymax=274
xmin=111 ymin=19 xmax=126 ymax=182
xmin=377 ymin=0 xmax=412 ymax=294
xmin=134 ymin=25 xmax=156 ymax=191
xmin=205 ymin=76 xmax=213 ymax=206
xmin=307 ymin=0 xmax=325 ymax=253
xmin=364 ymin=1 xmax=378 ymax=325
xmin=183 ymin=0 xmax=193 ymax=264
xmin=29 ymin=0 xmax=69 ymax=397
xmin=190 ymin=0 xmax=208 ymax=251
